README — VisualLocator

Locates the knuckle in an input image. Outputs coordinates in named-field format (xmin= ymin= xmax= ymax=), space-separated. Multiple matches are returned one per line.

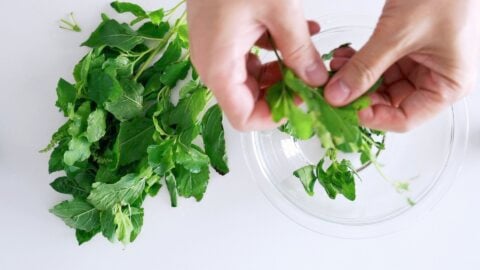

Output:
xmin=348 ymin=57 xmax=377 ymax=89
xmin=283 ymin=42 xmax=316 ymax=67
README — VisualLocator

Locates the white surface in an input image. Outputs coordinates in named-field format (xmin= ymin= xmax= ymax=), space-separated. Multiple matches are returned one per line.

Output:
xmin=0 ymin=0 xmax=479 ymax=269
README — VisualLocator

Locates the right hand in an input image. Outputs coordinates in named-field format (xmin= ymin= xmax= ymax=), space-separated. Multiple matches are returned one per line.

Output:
xmin=186 ymin=0 xmax=328 ymax=131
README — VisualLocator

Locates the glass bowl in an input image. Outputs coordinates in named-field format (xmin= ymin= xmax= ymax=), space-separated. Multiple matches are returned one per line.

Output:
xmin=241 ymin=15 xmax=469 ymax=238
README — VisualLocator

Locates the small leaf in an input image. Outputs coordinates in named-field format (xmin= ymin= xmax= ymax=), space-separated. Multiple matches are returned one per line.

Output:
xmin=100 ymin=209 xmax=116 ymax=241
xmin=105 ymin=79 xmax=144 ymax=122
xmin=160 ymin=60 xmax=191 ymax=88
xmin=76 ymin=228 xmax=99 ymax=245
xmin=82 ymin=19 xmax=144 ymax=51
xmin=130 ymin=207 xmax=144 ymax=242
xmin=111 ymin=1 xmax=147 ymax=17
xmin=56 ymin=79 xmax=77 ymax=115
xmin=87 ymin=68 xmax=123 ymax=105
xmin=48 ymin=139 xmax=68 ymax=173
xmin=147 ymin=139 xmax=175 ymax=176
xmin=148 ymin=8 xmax=164 ymax=25
xmin=152 ymin=39 xmax=182 ymax=72
xmin=293 ymin=165 xmax=316 ymax=196
xmin=175 ymin=166 xmax=209 ymax=201
xmin=176 ymin=144 xmax=210 ymax=174
xmin=168 ymin=87 xmax=209 ymax=131
xmin=64 ymin=137 xmax=91 ymax=166
xmin=114 ymin=206 xmax=134 ymax=244
xmin=137 ymin=21 xmax=169 ymax=39
xmin=201 ymin=105 xmax=229 ymax=175
xmin=86 ymin=109 xmax=107 ymax=143
xmin=165 ymin=173 xmax=178 ymax=207
xmin=114 ymin=117 xmax=155 ymax=167
xmin=87 ymin=174 xmax=146 ymax=210
xmin=50 ymin=198 xmax=100 ymax=232
xmin=50 ymin=176 xmax=91 ymax=198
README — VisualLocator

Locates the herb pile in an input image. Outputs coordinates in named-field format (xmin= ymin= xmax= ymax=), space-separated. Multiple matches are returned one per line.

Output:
xmin=42 ymin=1 xmax=229 ymax=245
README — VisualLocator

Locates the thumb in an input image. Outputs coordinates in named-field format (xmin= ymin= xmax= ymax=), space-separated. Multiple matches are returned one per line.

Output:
xmin=324 ymin=29 xmax=406 ymax=106
xmin=265 ymin=6 xmax=328 ymax=86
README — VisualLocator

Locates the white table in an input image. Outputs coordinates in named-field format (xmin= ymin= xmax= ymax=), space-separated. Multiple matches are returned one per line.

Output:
xmin=1 ymin=0 xmax=479 ymax=269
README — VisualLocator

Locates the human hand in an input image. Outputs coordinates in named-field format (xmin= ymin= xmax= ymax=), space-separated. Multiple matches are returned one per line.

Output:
xmin=324 ymin=0 xmax=480 ymax=132
xmin=186 ymin=0 xmax=328 ymax=131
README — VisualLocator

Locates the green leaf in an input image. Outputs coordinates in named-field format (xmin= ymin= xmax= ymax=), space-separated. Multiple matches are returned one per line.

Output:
xmin=48 ymin=139 xmax=68 ymax=173
xmin=50 ymin=176 xmax=91 ymax=198
xmin=129 ymin=207 xmax=144 ymax=242
xmin=56 ymin=79 xmax=76 ymax=115
xmin=145 ymin=174 xmax=161 ymax=196
xmin=50 ymin=198 xmax=100 ymax=231
xmin=111 ymin=1 xmax=147 ymax=17
xmin=178 ymin=125 xmax=200 ymax=145
xmin=102 ymin=55 xmax=134 ymax=77
xmin=266 ymin=82 xmax=313 ymax=140
xmin=176 ymin=144 xmax=210 ymax=174
xmin=316 ymin=159 xmax=338 ymax=199
xmin=160 ymin=60 xmax=191 ymax=88
xmin=288 ymin=106 xmax=314 ymax=140
xmin=201 ymin=105 xmax=229 ymax=175
xmin=86 ymin=109 xmax=107 ymax=143
xmin=176 ymin=24 xmax=189 ymax=48
xmin=41 ymin=121 xmax=70 ymax=153
xmin=152 ymin=39 xmax=182 ymax=72
xmin=76 ymin=227 xmax=100 ymax=245
xmin=316 ymin=159 xmax=356 ymax=201
xmin=87 ymin=173 xmax=146 ymax=210
xmin=179 ymin=81 xmax=201 ymax=99
xmin=175 ymin=166 xmax=209 ymax=201
xmin=284 ymin=70 xmax=361 ymax=151
xmin=95 ymin=165 xmax=121 ymax=183
xmin=148 ymin=8 xmax=164 ymax=25
xmin=265 ymin=82 xmax=290 ymax=122
xmin=137 ymin=21 xmax=169 ymax=39
xmin=105 ymin=79 xmax=144 ymax=122
xmin=64 ymin=137 xmax=91 ymax=166
xmin=87 ymin=68 xmax=123 ymax=105
xmin=168 ymin=87 xmax=209 ymax=131
xmin=278 ymin=121 xmax=314 ymax=141
xmin=82 ymin=19 xmax=144 ymax=51
xmin=73 ymin=51 xmax=93 ymax=85
xmin=113 ymin=206 xmax=133 ymax=244
xmin=100 ymin=209 xmax=116 ymax=241
xmin=165 ymin=172 xmax=177 ymax=207
xmin=67 ymin=102 xmax=91 ymax=137
xmin=147 ymin=139 xmax=175 ymax=176
xmin=293 ymin=165 xmax=316 ymax=196
xmin=114 ymin=117 xmax=155 ymax=166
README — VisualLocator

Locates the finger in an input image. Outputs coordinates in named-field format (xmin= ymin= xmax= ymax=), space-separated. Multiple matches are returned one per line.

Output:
xmin=330 ymin=57 xmax=349 ymax=71
xmin=325 ymin=27 xmax=409 ymax=106
xmin=359 ymin=71 xmax=455 ymax=132
xmin=333 ymin=46 xmax=356 ymax=58
xmin=255 ymin=20 xmax=321 ymax=50
xmin=264 ymin=5 xmax=328 ymax=86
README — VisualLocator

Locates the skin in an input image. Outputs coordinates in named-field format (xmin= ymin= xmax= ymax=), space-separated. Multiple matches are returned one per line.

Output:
xmin=187 ymin=0 xmax=480 ymax=132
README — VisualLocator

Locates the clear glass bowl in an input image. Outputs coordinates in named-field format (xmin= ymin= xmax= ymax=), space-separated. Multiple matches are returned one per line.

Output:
xmin=241 ymin=15 xmax=469 ymax=238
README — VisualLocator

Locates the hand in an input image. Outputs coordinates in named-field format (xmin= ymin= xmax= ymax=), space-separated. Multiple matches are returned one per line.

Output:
xmin=324 ymin=0 xmax=480 ymax=132
xmin=186 ymin=0 xmax=328 ymax=131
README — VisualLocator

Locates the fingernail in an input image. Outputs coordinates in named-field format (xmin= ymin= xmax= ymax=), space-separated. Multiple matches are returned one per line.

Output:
xmin=326 ymin=80 xmax=350 ymax=104
xmin=305 ymin=61 xmax=327 ymax=86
